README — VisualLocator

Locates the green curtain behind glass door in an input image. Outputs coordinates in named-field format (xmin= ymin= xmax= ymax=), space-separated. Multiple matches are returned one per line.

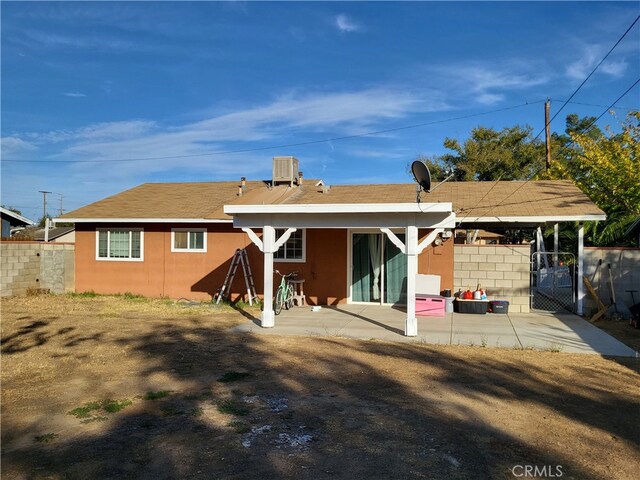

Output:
xmin=352 ymin=234 xmax=372 ymax=302
xmin=384 ymin=234 xmax=407 ymax=305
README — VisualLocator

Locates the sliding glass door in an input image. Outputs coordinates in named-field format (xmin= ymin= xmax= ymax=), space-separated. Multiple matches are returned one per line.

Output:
xmin=351 ymin=232 xmax=407 ymax=305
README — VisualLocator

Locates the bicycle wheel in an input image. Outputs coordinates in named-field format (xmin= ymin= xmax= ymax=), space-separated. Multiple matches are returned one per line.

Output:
xmin=285 ymin=285 xmax=295 ymax=310
xmin=274 ymin=287 xmax=284 ymax=315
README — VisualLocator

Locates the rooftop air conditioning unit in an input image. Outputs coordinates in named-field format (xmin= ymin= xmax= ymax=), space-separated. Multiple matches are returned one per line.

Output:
xmin=272 ymin=156 xmax=299 ymax=186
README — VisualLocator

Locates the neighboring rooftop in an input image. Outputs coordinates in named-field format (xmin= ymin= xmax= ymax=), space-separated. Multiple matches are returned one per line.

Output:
xmin=0 ymin=206 xmax=35 ymax=226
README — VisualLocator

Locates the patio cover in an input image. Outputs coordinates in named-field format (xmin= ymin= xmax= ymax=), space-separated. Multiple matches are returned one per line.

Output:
xmin=224 ymin=180 xmax=605 ymax=337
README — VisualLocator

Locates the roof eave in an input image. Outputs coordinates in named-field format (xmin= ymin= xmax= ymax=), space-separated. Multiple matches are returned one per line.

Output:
xmin=224 ymin=202 xmax=454 ymax=215
xmin=54 ymin=217 xmax=232 ymax=224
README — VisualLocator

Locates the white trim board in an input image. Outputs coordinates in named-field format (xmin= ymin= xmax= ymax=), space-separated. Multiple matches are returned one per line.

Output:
xmin=57 ymin=218 xmax=232 ymax=224
xmin=232 ymin=212 xmax=456 ymax=230
xmin=225 ymin=202 xmax=453 ymax=215
xmin=459 ymin=215 xmax=606 ymax=223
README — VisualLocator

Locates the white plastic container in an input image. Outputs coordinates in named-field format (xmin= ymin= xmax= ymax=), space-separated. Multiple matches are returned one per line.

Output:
xmin=445 ymin=297 xmax=454 ymax=313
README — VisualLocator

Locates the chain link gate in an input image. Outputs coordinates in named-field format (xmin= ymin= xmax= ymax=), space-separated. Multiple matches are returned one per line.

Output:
xmin=531 ymin=252 xmax=575 ymax=312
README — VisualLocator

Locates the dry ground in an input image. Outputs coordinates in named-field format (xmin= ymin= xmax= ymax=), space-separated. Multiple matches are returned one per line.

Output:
xmin=1 ymin=294 xmax=639 ymax=479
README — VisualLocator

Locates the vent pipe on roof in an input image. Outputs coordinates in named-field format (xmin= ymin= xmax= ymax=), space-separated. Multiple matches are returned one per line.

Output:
xmin=298 ymin=171 xmax=303 ymax=186
xmin=241 ymin=177 xmax=246 ymax=188
xmin=237 ymin=185 xmax=243 ymax=196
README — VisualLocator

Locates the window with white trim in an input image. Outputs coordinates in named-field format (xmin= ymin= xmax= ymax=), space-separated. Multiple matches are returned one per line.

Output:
xmin=96 ymin=229 xmax=143 ymax=261
xmin=274 ymin=229 xmax=305 ymax=262
xmin=171 ymin=228 xmax=207 ymax=252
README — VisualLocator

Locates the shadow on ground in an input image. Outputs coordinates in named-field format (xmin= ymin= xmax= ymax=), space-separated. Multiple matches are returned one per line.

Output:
xmin=1 ymin=307 xmax=639 ymax=480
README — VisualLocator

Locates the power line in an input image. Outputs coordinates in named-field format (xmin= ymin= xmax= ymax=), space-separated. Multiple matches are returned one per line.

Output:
xmin=1 ymin=101 xmax=545 ymax=164
xmin=533 ymin=14 xmax=639 ymax=141
xmin=554 ymin=100 xmax=637 ymax=112
xmin=467 ymin=76 xmax=640 ymax=222
xmin=457 ymin=16 xmax=640 ymax=225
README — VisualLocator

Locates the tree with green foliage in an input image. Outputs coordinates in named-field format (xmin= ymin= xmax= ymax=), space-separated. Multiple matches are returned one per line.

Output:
xmin=421 ymin=125 xmax=547 ymax=181
xmin=552 ymin=112 xmax=639 ymax=246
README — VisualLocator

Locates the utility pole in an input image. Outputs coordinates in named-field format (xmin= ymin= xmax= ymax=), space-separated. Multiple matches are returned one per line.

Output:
xmin=545 ymin=98 xmax=551 ymax=172
xmin=38 ymin=190 xmax=52 ymax=222
xmin=56 ymin=193 xmax=64 ymax=216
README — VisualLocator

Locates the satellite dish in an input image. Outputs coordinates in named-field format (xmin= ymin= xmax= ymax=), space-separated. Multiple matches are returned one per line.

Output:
xmin=411 ymin=161 xmax=431 ymax=193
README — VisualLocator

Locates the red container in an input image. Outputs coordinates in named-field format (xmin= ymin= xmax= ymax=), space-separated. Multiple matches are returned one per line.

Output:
xmin=416 ymin=295 xmax=445 ymax=316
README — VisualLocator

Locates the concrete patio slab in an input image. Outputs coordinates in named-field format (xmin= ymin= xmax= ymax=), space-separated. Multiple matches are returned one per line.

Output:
xmin=230 ymin=304 xmax=638 ymax=357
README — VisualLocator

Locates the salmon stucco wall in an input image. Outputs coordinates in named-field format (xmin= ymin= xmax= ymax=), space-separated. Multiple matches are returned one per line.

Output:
xmin=75 ymin=223 xmax=257 ymax=301
xmin=418 ymin=229 xmax=454 ymax=293
xmin=75 ymin=225 xmax=453 ymax=303
xmin=75 ymin=224 xmax=351 ymax=303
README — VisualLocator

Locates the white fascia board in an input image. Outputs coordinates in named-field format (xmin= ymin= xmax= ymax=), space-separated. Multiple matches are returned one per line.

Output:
xmin=224 ymin=202 xmax=453 ymax=215
xmin=459 ymin=215 xmax=606 ymax=223
xmin=232 ymin=212 xmax=456 ymax=229
xmin=1 ymin=206 xmax=35 ymax=225
xmin=54 ymin=217 xmax=232 ymax=224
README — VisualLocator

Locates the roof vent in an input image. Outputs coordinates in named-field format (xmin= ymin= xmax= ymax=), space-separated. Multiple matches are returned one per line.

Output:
xmin=272 ymin=156 xmax=299 ymax=186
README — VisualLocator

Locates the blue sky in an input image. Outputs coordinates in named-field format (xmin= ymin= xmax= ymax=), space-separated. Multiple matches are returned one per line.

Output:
xmin=1 ymin=1 xmax=639 ymax=221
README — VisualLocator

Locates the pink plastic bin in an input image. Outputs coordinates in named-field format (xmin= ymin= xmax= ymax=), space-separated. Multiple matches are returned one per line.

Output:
xmin=415 ymin=295 xmax=445 ymax=316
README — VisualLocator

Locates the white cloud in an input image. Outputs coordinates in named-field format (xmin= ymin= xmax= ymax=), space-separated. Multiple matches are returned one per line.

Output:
xmin=63 ymin=92 xmax=86 ymax=98
xmin=418 ymin=62 xmax=550 ymax=106
xmin=335 ymin=14 xmax=362 ymax=33
xmin=1 ymin=136 xmax=38 ymax=157
xmin=12 ymin=87 xmax=443 ymax=177
xmin=566 ymin=44 xmax=628 ymax=80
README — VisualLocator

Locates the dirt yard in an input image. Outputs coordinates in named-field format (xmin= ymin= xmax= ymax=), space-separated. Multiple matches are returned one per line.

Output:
xmin=1 ymin=294 xmax=639 ymax=479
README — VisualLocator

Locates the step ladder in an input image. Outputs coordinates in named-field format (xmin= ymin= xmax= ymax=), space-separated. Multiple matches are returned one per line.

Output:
xmin=216 ymin=249 xmax=258 ymax=306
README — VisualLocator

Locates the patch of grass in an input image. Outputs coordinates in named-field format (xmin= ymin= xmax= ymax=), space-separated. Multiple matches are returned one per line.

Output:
xmin=34 ymin=433 xmax=59 ymax=443
xmin=228 ymin=420 xmax=251 ymax=434
xmin=80 ymin=416 xmax=108 ymax=424
xmin=68 ymin=402 xmax=102 ymax=418
xmin=102 ymin=398 xmax=132 ymax=413
xmin=26 ymin=287 xmax=50 ymax=296
xmin=217 ymin=371 xmax=251 ymax=383
xmin=189 ymin=407 xmax=204 ymax=417
xmin=68 ymin=291 xmax=98 ymax=298
xmin=217 ymin=399 xmax=250 ymax=416
xmin=145 ymin=390 xmax=171 ymax=400
xmin=123 ymin=292 xmax=147 ymax=302
xmin=544 ymin=342 xmax=564 ymax=353
xmin=69 ymin=398 xmax=132 ymax=421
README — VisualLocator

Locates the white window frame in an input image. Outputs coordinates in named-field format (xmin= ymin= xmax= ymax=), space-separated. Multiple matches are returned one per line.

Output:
xmin=274 ymin=228 xmax=306 ymax=263
xmin=95 ymin=228 xmax=144 ymax=262
xmin=171 ymin=228 xmax=207 ymax=253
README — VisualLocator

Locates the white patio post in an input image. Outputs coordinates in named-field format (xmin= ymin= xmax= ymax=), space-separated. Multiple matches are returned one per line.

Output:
xmin=405 ymin=225 xmax=419 ymax=337
xmin=262 ymin=225 xmax=276 ymax=327
xmin=577 ymin=224 xmax=584 ymax=316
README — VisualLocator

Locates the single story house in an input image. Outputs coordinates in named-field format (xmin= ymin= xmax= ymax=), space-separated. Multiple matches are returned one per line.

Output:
xmin=1 ymin=207 xmax=35 ymax=239
xmin=58 ymin=156 xmax=605 ymax=336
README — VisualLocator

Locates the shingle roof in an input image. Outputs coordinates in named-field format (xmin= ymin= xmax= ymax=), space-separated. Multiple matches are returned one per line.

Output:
xmin=228 ymin=180 xmax=605 ymax=219
xmin=60 ymin=179 xmax=604 ymax=222
xmin=61 ymin=181 xmax=271 ymax=220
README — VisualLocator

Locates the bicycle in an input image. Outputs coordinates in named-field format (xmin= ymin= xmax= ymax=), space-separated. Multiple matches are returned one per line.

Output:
xmin=274 ymin=270 xmax=298 ymax=315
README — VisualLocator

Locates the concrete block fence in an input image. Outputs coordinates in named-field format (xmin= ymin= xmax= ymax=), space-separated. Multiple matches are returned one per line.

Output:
xmin=454 ymin=244 xmax=531 ymax=313
xmin=0 ymin=242 xmax=75 ymax=297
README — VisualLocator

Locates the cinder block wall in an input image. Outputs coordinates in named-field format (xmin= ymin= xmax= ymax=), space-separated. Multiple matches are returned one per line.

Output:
xmin=584 ymin=247 xmax=640 ymax=315
xmin=0 ymin=242 xmax=75 ymax=296
xmin=454 ymin=244 xmax=531 ymax=313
